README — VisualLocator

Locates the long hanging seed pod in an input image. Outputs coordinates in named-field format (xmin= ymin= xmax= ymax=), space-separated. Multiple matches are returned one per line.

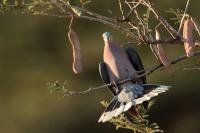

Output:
xmin=155 ymin=30 xmax=171 ymax=66
xmin=68 ymin=28 xmax=82 ymax=74
xmin=183 ymin=17 xmax=194 ymax=57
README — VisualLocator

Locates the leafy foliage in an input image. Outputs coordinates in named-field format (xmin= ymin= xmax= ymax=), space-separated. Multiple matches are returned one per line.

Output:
xmin=47 ymin=80 xmax=96 ymax=97
xmin=100 ymin=100 xmax=163 ymax=133
xmin=47 ymin=80 xmax=164 ymax=133
xmin=47 ymin=80 xmax=70 ymax=97
xmin=143 ymin=8 xmax=152 ymax=33
xmin=165 ymin=8 xmax=184 ymax=24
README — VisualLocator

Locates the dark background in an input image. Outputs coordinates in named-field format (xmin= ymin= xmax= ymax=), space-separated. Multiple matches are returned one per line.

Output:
xmin=0 ymin=0 xmax=200 ymax=133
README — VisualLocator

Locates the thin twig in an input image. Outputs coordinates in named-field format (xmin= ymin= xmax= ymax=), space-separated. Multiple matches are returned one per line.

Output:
xmin=68 ymin=15 xmax=74 ymax=30
xmin=0 ymin=1 xmax=138 ymax=39
xmin=134 ymin=9 xmax=146 ymax=36
xmin=52 ymin=0 xmax=66 ymax=13
xmin=142 ymin=37 xmax=182 ymax=45
xmin=142 ymin=0 xmax=178 ymax=38
xmin=126 ymin=0 xmax=143 ymax=18
xmin=118 ymin=0 xmax=126 ymax=19
xmin=178 ymin=0 xmax=191 ymax=35
xmin=31 ymin=11 xmax=138 ymax=39
xmin=191 ymin=17 xmax=200 ymax=37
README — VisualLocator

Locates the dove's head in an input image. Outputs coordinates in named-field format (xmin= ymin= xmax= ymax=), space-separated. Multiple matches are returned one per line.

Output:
xmin=102 ymin=32 xmax=113 ymax=42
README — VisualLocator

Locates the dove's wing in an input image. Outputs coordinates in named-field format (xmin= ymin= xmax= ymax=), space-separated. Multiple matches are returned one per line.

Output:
xmin=98 ymin=83 xmax=171 ymax=123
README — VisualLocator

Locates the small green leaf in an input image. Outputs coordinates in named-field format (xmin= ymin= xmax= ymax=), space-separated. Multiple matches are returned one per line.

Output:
xmin=3 ymin=0 xmax=8 ymax=5
xmin=100 ymin=100 xmax=108 ymax=107
xmin=67 ymin=1 xmax=86 ymax=16
xmin=27 ymin=5 xmax=34 ymax=11
xmin=100 ymin=100 xmax=163 ymax=133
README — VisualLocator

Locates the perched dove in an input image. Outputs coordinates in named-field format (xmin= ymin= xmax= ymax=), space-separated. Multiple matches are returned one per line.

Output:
xmin=98 ymin=32 xmax=171 ymax=123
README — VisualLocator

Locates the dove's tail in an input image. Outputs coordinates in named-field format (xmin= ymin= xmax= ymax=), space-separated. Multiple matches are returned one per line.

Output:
xmin=98 ymin=84 xmax=171 ymax=123
xmin=133 ymin=84 xmax=170 ymax=105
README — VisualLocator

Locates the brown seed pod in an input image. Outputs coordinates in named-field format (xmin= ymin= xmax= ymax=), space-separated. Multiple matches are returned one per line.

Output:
xmin=155 ymin=30 xmax=171 ymax=66
xmin=183 ymin=17 xmax=194 ymax=57
xmin=68 ymin=29 xmax=82 ymax=74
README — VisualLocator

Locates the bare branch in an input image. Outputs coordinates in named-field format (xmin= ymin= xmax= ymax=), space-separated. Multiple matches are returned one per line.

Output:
xmin=1 ymin=0 xmax=200 ymax=98
xmin=191 ymin=17 xmax=200 ymax=37
xmin=178 ymin=0 xmax=191 ymax=34
xmin=63 ymin=50 xmax=200 ymax=96
xmin=118 ymin=0 xmax=126 ymax=19
xmin=142 ymin=0 xmax=178 ymax=38
xmin=126 ymin=0 xmax=143 ymax=18
xmin=142 ymin=37 xmax=182 ymax=45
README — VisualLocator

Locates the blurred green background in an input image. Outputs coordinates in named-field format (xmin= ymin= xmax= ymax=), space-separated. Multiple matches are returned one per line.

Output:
xmin=0 ymin=0 xmax=200 ymax=133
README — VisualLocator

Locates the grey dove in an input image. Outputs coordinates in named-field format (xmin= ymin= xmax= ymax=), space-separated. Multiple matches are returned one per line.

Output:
xmin=98 ymin=32 xmax=171 ymax=123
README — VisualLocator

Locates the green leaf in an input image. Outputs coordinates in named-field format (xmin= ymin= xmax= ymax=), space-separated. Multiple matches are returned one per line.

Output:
xmin=67 ymin=0 xmax=86 ymax=16
xmin=27 ymin=5 xmax=34 ymax=11
xmin=100 ymin=100 xmax=163 ymax=133
xmin=3 ymin=0 xmax=8 ymax=5
xmin=100 ymin=100 xmax=108 ymax=107
xmin=71 ymin=6 xmax=85 ymax=16
xmin=165 ymin=8 xmax=183 ymax=24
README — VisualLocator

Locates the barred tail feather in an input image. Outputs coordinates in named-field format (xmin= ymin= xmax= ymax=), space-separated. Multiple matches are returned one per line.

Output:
xmin=133 ymin=85 xmax=170 ymax=105
xmin=98 ymin=97 xmax=121 ymax=123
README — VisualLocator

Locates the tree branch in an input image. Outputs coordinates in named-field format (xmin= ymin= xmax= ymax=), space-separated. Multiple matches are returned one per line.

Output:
xmin=178 ymin=0 xmax=191 ymax=34
xmin=142 ymin=0 xmax=178 ymax=38
xmin=1 ymin=0 xmax=200 ymax=95
xmin=89 ymin=51 xmax=200 ymax=91
xmin=58 ymin=50 xmax=200 ymax=96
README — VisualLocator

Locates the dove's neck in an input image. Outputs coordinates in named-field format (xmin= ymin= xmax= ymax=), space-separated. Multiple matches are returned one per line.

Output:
xmin=103 ymin=38 xmax=116 ymax=47
xmin=103 ymin=40 xmax=109 ymax=46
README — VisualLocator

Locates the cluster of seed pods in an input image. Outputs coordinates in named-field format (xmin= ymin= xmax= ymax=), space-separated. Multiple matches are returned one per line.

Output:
xmin=66 ymin=16 xmax=198 ymax=72
xmin=153 ymin=16 xmax=198 ymax=66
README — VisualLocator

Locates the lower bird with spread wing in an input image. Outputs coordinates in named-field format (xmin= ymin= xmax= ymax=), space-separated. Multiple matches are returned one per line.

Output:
xmin=98 ymin=32 xmax=171 ymax=123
